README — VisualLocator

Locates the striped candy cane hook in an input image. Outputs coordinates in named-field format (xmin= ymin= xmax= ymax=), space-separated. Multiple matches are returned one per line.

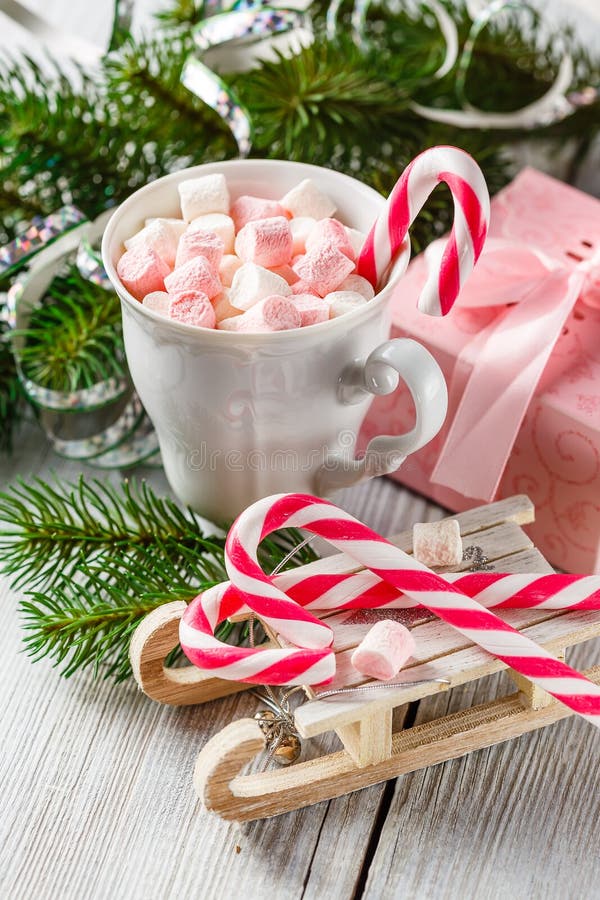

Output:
xmin=218 ymin=493 xmax=600 ymax=727
xmin=357 ymin=145 xmax=490 ymax=316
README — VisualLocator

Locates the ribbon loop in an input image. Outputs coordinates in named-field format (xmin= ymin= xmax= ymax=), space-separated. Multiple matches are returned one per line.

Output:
xmin=430 ymin=238 xmax=600 ymax=500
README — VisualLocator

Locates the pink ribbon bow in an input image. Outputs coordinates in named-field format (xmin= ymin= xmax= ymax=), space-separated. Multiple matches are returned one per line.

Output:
xmin=429 ymin=237 xmax=600 ymax=501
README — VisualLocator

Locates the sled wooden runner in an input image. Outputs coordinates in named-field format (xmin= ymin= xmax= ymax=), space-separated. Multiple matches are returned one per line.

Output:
xmin=129 ymin=495 xmax=600 ymax=821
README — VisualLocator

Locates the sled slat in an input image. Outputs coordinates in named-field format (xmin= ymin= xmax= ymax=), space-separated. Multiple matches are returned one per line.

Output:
xmin=296 ymin=609 xmax=600 ymax=738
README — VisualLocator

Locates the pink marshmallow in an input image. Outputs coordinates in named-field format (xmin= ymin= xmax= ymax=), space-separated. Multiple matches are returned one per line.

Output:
xmin=175 ymin=228 xmax=224 ymax=270
xmin=168 ymin=290 xmax=216 ymax=328
xmin=291 ymin=279 xmax=318 ymax=296
xmin=231 ymin=195 xmax=289 ymax=231
xmin=291 ymin=294 xmax=329 ymax=326
xmin=234 ymin=216 xmax=293 ymax=268
xmin=219 ymin=295 xmax=301 ymax=333
xmin=269 ymin=264 xmax=298 ymax=285
xmin=412 ymin=519 xmax=463 ymax=568
xmin=164 ymin=256 xmax=221 ymax=300
xmin=305 ymin=218 xmax=355 ymax=260
xmin=293 ymin=244 xmax=355 ymax=297
xmin=351 ymin=620 xmax=416 ymax=681
xmin=142 ymin=291 xmax=170 ymax=316
xmin=117 ymin=247 xmax=170 ymax=301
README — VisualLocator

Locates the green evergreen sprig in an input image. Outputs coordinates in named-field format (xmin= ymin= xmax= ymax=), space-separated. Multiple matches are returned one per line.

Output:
xmin=0 ymin=475 xmax=317 ymax=680
xmin=13 ymin=267 xmax=125 ymax=392
xmin=0 ymin=326 xmax=22 ymax=452
xmin=0 ymin=476 xmax=226 ymax=589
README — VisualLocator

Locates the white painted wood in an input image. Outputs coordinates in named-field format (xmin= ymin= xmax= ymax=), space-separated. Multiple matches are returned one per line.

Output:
xmin=0 ymin=0 xmax=599 ymax=896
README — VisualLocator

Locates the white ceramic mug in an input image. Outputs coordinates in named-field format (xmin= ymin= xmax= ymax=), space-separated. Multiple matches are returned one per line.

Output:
xmin=102 ymin=159 xmax=447 ymax=521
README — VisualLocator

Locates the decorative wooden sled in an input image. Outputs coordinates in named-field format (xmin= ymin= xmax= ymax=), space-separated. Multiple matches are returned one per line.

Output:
xmin=130 ymin=495 xmax=600 ymax=821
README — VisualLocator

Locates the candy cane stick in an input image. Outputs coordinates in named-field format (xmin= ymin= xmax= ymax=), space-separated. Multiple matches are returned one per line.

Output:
xmin=180 ymin=562 xmax=600 ymax=684
xmin=221 ymin=493 xmax=600 ymax=726
xmin=281 ymin=569 xmax=600 ymax=612
xmin=181 ymin=565 xmax=600 ymax=682
xmin=357 ymin=145 xmax=490 ymax=315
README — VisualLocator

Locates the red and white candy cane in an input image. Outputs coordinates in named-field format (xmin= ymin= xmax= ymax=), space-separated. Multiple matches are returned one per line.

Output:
xmin=357 ymin=145 xmax=490 ymax=316
xmin=180 ymin=553 xmax=600 ymax=685
xmin=279 ymin=568 xmax=600 ymax=612
xmin=214 ymin=493 xmax=600 ymax=726
xmin=180 ymin=580 xmax=335 ymax=685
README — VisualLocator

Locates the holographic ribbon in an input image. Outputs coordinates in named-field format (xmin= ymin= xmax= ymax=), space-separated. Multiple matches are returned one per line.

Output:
xmin=326 ymin=0 xmax=457 ymax=69
xmin=182 ymin=0 xmax=313 ymax=156
xmin=181 ymin=55 xmax=254 ymax=157
xmin=325 ymin=0 xmax=597 ymax=131
xmin=410 ymin=0 xmax=599 ymax=130
xmin=0 ymin=206 xmax=88 ymax=282
xmin=4 ymin=212 xmax=160 ymax=468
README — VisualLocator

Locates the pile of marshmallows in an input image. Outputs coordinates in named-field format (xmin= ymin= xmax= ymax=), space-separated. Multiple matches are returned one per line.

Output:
xmin=117 ymin=173 xmax=375 ymax=333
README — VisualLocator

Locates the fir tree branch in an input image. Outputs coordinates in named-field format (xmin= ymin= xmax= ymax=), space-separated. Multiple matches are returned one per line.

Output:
xmin=0 ymin=315 xmax=23 ymax=452
xmin=238 ymin=38 xmax=405 ymax=161
xmin=13 ymin=267 xmax=125 ymax=392
xmin=0 ymin=475 xmax=226 ymax=588
xmin=1 ymin=475 xmax=317 ymax=681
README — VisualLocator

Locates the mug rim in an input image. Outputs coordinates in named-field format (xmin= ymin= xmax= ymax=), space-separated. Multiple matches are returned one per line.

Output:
xmin=101 ymin=158 xmax=393 ymax=343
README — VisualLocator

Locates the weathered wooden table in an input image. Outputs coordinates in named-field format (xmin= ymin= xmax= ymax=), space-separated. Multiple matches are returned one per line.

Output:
xmin=1 ymin=2 xmax=599 ymax=897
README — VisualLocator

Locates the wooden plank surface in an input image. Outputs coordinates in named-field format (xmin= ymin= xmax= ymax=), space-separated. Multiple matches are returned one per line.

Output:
xmin=1 ymin=1 xmax=600 ymax=898
xmin=3 ymin=423 xmax=600 ymax=899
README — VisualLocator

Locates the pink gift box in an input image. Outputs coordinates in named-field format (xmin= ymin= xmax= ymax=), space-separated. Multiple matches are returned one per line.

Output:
xmin=360 ymin=168 xmax=600 ymax=573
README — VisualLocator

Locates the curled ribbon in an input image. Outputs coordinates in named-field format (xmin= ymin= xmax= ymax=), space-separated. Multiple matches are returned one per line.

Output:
xmin=410 ymin=0 xmax=599 ymax=130
xmin=328 ymin=0 xmax=598 ymax=131
xmin=182 ymin=0 xmax=313 ymax=156
xmin=3 ymin=211 xmax=160 ymax=467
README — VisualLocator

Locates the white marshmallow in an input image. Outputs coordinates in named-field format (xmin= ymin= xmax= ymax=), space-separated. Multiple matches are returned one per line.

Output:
xmin=190 ymin=213 xmax=235 ymax=253
xmin=413 ymin=520 xmax=463 ymax=568
xmin=142 ymin=291 xmax=171 ymax=316
xmin=125 ymin=219 xmax=182 ymax=267
xmin=339 ymin=274 xmax=375 ymax=300
xmin=178 ymin=174 xmax=230 ymax=221
xmin=289 ymin=216 xmax=317 ymax=255
xmin=344 ymin=226 xmax=367 ymax=258
xmin=229 ymin=262 xmax=291 ymax=311
xmin=218 ymin=315 xmax=243 ymax=331
xmin=219 ymin=254 xmax=244 ymax=287
xmin=144 ymin=217 xmax=187 ymax=240
xmin=325 ymin=290 xmax=369 ymax=318
xmin=281 ymin=179 xmax=336 ymax=220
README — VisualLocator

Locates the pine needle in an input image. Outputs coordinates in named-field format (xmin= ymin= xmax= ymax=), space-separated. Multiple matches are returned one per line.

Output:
xmin=0 ymin=324 xmax=22 ymax=451
xmin=0 ymin=475 xmax=225 ymax=588
xmin=0 ymin=474 xmax=318 ymax=680
xmin=13 ymin=267 xmax=125 ymax=392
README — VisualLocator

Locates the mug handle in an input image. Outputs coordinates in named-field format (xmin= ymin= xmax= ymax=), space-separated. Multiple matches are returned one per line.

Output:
xmin=316 ymin=338 xmax=448 ymax=495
